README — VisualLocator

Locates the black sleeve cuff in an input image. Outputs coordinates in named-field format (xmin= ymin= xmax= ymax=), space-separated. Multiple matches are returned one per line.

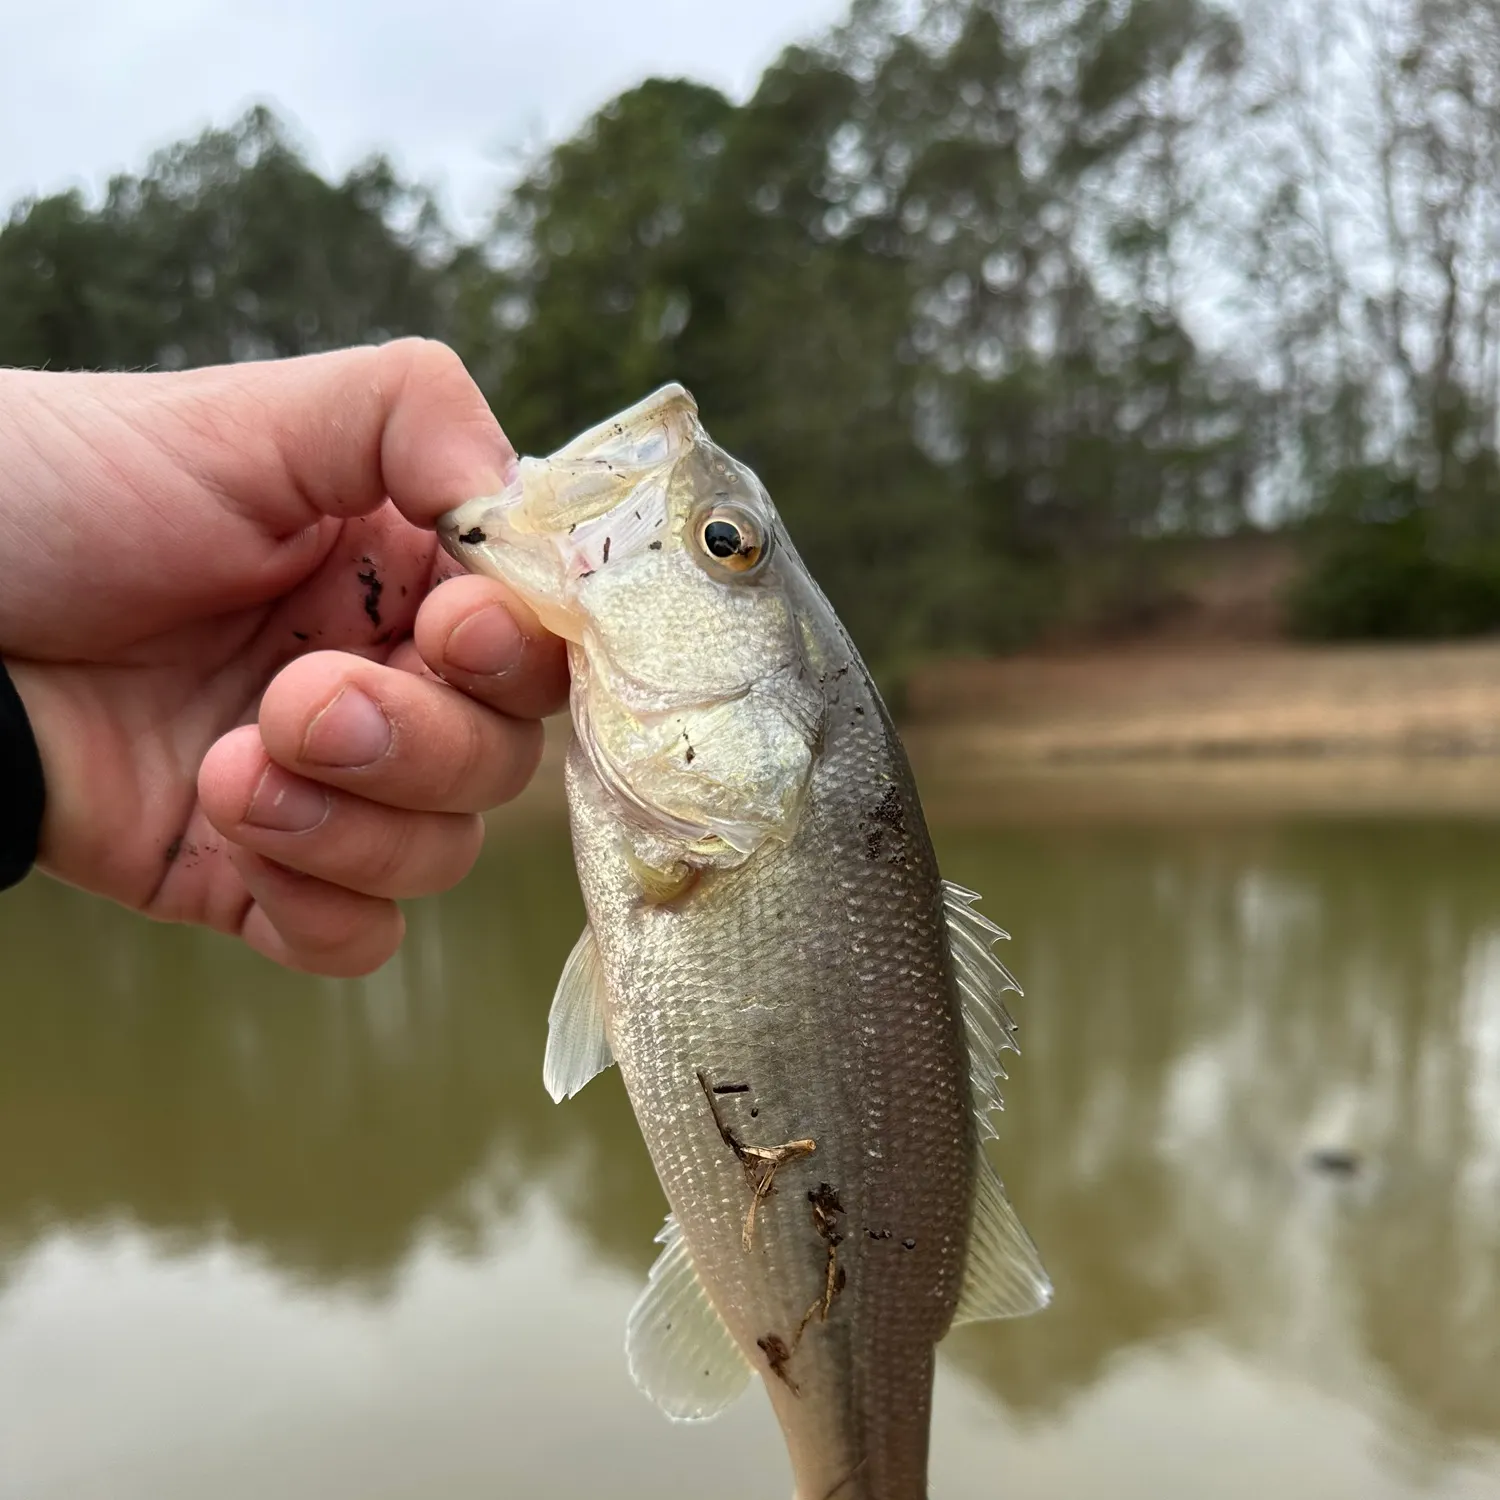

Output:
xmin=0 ymin=659 xmax=46 ymax=891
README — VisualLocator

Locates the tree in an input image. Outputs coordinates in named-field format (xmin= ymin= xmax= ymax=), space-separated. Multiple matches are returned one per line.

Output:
xmin=0 ymin=107 xmax=452 ymax=374
xmin=458 ymin=78 xmax=740 ymax=455
xmin=14 ymin=0 xmax=1498 ymax=654
xmin=1238 ymin=0 xmax=1500 ymax=536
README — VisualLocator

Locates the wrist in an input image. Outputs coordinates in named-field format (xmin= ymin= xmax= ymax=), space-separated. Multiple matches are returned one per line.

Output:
xmin=0 ymin=656 xmax=46 ymax=890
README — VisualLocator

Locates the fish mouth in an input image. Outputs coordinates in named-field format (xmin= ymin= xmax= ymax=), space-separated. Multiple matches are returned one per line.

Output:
xmin=437 ymin=479 xmax=582 ymax=641
xmin=437 ymin=382 xmax=702 ymax=641
xmin=435 ymin=496 xmax=506 ymax=563
xmin=440 ymin=383 xmax=698 ymax=545
xmin=436 ymin=479 xmax=520 ymax=562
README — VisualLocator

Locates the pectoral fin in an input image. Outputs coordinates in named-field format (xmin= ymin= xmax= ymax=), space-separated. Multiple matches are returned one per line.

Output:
xmin=542 ymin=925 xmax=615 ymax=1103
xmin=626 ymin=1213 xmax=751 ymax=1421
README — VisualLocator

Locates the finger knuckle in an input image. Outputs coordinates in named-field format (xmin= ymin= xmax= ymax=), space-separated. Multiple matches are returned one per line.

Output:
xmin=394 ymin=812 xmax=482 ymax=895
xmin=495 ymin=719 xmax=544 ymax=799
xmin=382 ymin=336 xmax=465 ymax=389
xmin=292 ymin=895 xmax=401 ymax=971
xmin=300 ymin=927 xmax=399 ymax=979
xmin=428 ymin=815 xmax=485 ymax=892
xmin=425 ymin=708 xmax=491 ymax=808
xmin=365 ymin=817 xmax=420 ymax=894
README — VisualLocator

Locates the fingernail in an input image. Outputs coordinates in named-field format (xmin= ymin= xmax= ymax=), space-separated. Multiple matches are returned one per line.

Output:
xmin=445 ymin=606 xmax=524 ymax=677
xmin=476 ymin=452 xmax=519 ymax=491
xmin=457 ymin=450 xmax=517 ymax=502
xmin=301 ymin=687 xmax=392 ymax=768
xmin=246 ymin=766 xmax=330 ymax=833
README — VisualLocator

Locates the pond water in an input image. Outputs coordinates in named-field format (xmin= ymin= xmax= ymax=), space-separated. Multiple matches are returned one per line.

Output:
xmin=3 ymin=799 xmax=1500 ymax=1498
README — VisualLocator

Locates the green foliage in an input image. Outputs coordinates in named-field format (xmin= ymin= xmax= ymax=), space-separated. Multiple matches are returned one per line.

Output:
xmin=1286 ymin=453 xmax=1500 ymax=641
xmin=6 ymin=0 xmax=1500 ymax=659
xmin=1288 ymin=509 xmax=1500 ymax=642
xmin=466 ymin=78 xmax=739 ymax=453
xmin=0 ymin=189 xmax=139 ymax=369
xmin=454 ymin=2 xmax=1256 ymax=669
xmin=0 ymin=107 xmax=450 ymax=372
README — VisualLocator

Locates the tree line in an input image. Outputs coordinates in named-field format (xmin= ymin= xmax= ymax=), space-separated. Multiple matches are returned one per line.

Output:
xmin=4 ymin=0 xmax=1499 ymax=665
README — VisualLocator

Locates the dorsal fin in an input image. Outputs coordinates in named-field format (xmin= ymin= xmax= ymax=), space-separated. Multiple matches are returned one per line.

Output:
xmin=943 ymin=881 xmax=1021 ymax=1141
xmin=943 ymin=881 xmax=1053 ymax=1323
xmin=542 ymin=925 xmax=615 ymax=1102
xmin=625 ymin=1213 xmax=752 ymax=1421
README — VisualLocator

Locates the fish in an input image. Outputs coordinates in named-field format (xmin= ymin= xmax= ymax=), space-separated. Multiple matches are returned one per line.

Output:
xmin=439 ymin=385 xmax=1050 ymax=1499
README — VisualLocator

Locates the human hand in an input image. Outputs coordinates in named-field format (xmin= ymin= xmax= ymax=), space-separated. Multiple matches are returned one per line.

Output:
xmin=0 ymin=340 xmax=568 ymax=975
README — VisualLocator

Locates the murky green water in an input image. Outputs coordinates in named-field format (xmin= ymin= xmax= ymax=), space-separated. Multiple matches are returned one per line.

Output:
xmin=4 ymin=806 xmax=1500 ymax=1499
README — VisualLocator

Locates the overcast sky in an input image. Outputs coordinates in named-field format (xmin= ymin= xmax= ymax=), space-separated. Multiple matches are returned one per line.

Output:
xmin=0 ymin=0 xmax=851 ymax=231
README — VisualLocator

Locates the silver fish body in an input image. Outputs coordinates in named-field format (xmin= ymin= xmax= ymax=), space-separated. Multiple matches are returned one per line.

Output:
xmin=440 ymin=386 xmax=1049 ymax=1500
xmin=570 ymin=674 xmax=965 ymax=1497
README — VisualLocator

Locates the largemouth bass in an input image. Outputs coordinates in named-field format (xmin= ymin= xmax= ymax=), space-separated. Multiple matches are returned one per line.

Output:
xmin=439 ymin=386 xmax=1050 ymax=1499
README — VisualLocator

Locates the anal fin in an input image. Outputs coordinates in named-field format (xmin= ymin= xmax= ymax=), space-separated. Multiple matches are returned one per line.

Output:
xmin=626 ymin=1214 xmax=751 ymax=1421
xmin=953 ymin=1152 xmax=1053 ymax=1324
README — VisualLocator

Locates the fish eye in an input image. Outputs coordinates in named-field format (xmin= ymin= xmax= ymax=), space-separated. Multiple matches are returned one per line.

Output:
xmin=694 ymin=503 xmax=769 ymax=575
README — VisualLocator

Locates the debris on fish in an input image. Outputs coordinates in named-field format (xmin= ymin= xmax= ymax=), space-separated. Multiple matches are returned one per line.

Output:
xmin=440 ymin=385 xmax=1050 ymax=1499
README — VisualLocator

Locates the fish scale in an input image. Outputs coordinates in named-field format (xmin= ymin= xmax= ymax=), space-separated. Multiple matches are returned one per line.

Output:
xmin=439 ymin=384 xmax=1049 ymax=1500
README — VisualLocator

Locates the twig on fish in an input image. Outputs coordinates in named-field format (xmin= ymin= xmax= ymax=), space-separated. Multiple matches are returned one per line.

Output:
xmin=757 ymin=1332 xmax=800 ymax=1394
xmin=793 ymin=1251 xmax=847 ymax=1348
xmin=794 ymin=1183 xmax=847 ymax=1345
xmin=749 ymin=1185 xmax=852 ymax=1403
xmin=697 ymin=1070 xmax=816 ymax=1250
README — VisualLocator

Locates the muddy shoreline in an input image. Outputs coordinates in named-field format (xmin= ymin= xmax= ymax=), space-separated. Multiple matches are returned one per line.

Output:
xmin=901 ymin=639 xmax=1500 ymax=821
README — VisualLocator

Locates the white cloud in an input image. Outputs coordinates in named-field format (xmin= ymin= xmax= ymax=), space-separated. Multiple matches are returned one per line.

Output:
xmin=0 ymin=0 xmax=850 ymax=232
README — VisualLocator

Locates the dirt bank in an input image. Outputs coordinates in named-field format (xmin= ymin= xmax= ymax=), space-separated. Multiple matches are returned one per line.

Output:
xmin=901 ymin=638 xmax=1500 ymax=822
xmin=906 ymin=639 xmax=1500 ymax=762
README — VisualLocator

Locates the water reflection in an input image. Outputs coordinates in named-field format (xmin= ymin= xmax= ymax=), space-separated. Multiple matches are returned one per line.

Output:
xmin=939 ymin=822 xmax=1500 ymax=1461
xmin=3 ymin=814 xmax=1500 ymax=1494
xmin=0 ymin=829 xmax=662 ymax=1295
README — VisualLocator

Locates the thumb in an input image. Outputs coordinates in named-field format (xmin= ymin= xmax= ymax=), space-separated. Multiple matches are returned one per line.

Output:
xmin=170 ymin=339 xmax=516 ymax=537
